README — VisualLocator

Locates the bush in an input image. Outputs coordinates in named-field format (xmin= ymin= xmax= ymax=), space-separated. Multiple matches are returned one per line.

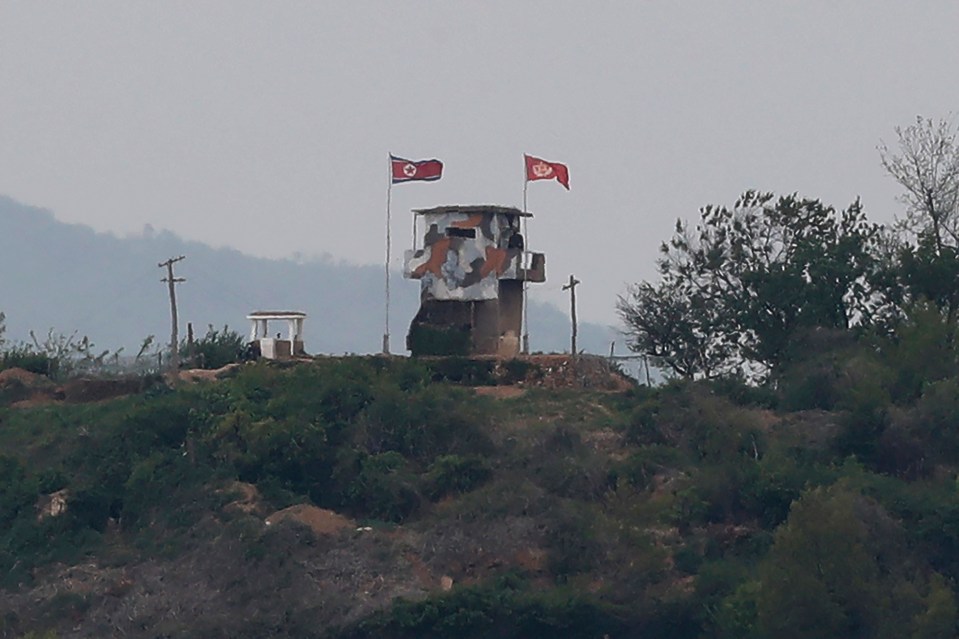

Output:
xmin=344 ymin=574 xmax=629 ymax=639
xmin=185 ymin=324 xmax=245 ymax=370
xmin=0 ymin=344 xmax=52 ymax=376
xmin=545 ymin=507 xmax=603 ymax=580
xmin=356 ymin=385 xmax=492 ymax=464
xmin=347 ymin=452 xmax=421 ymax=522
xmin=707 ymin=376 xmax=778 ymax=409
xmin=623 ymin=397 xmax=666 ymax=445
xmin=426 ymin=358 xmax=496 ymax=385
xmin=612 ymin=446 xmax=684 ymax=492
xmin=424 ymin=455 xmax=492 ymax=500
xmin=0 ymin=456 xmax=36 ymax=528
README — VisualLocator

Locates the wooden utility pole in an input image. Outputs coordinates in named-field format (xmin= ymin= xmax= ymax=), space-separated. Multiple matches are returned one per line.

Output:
xmin=158 ymin=256 xmax=186 ymax=374
xmin=562 ymin=274 xmax=581 ymax=357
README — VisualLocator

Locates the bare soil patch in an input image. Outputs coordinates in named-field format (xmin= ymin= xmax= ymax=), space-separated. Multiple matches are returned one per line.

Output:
xmin=265 ymin=504 xmax=355 ymax=536
xmin=473 ymin=386 xmax=526 ymax=399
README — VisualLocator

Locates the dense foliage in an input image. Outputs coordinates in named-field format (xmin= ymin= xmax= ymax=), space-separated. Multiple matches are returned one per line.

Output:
xmin=0 ymin=351 xmax=957 ymax=637
xmin=619 ymin=116 xmax=959 ymax=382
xmin=182 ymin=324 xmax=247 ymax=369
xmin=618 ymin=192 xmax=879 ymax=379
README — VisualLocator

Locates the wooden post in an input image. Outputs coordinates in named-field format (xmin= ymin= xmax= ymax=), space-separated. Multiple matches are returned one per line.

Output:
xmin=562 ymin=274 xmax=581 ymax=357
xmin=158 ymin=256 xmax=186 ymax=375
xmin=187 ymin=322 xmax=195 ymax=368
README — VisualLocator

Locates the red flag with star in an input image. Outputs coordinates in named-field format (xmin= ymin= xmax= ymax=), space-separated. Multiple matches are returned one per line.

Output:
xmin=525 ymin=154 xmax=569 ymax=190
xmin=391 ymin=155 xmax=443 ymax=183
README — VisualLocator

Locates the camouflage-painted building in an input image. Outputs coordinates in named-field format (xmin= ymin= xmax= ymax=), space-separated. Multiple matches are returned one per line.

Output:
xmin=403 ymin=205 xmax=545 ymax=357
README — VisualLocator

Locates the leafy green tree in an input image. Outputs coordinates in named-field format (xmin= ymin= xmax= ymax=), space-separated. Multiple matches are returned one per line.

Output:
xmin=898 ymin=240 xmax=959 ymax=324
xmin=617 ymin=278 xmax=732 ymax=379
xmin=757 ymin=484 xmax=954 ymax=639
xmin=883 ymin=302 xmax=959 ymax=402
xmin=620 ymin=192 xmax=879 ymax=378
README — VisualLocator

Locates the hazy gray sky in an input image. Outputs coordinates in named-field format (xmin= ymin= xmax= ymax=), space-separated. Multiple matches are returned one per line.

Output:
xmin=3 ymin=3 xmax=959 ymax=326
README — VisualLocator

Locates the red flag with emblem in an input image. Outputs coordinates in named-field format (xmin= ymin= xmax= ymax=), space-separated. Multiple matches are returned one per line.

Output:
xmin=391 ymin=155 xmax=443 ymax=183
xmin=525 ymin=154 xmax=569 ymax=190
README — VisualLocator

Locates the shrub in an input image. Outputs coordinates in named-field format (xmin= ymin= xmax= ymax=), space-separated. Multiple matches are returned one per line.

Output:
xmin=347 ymin=452 xmax=421 ymax=522
xmin=707 ymin=375 xmax=778 ymax=409
xmin=623 ymin=397 xmax=666 ymax=445
xmin=356 ymin=384 xmax=492 ymax=464
xmin=426 ymin=357 xmax=496 ymax=385
xmin=0 ymin=344 xmax=52 ymax=376
xmin=424 ymin=455 xmax=492 ymax=500
xmin=612 ymin=446 xmax=684 ymax=492
xmin=185 ymin=324 xmax=245 ymax=370
xmin=344 ymin=574 xmax=629 ymax=639
xmin=0 ymin=456 xmax=36 ymax=528
xmin=545 ymin=507 xmax=603 ymax=580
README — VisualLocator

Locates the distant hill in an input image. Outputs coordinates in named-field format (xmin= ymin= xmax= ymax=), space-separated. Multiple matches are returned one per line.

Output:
xmin=0 ymin=195 xmax=621 ymax=357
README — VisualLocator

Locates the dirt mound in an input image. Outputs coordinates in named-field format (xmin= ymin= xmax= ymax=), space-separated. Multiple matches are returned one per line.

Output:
xmin=519 ymin=354 xmax=634 ymax=391
xmin=177 ymin=363 xmax=242 ymax=384
xmin=0 ymin=367 xmax=60 ymax=406
xmin=265 ymin=504 xmax=355 ymax=536
xmin=1 ymin=369 xmax=154 ymax=407
xmin=0 ymin=367 xmax=53 ymax=388
xmin=220 ymin=481 xmax=267 ymax=516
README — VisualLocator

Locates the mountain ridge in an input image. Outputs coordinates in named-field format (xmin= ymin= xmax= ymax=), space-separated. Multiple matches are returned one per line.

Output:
xmin=0 ymin=195 xmax=619 ymax=357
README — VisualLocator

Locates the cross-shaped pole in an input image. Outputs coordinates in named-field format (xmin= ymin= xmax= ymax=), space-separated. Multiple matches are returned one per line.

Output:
xmin=562 ymin=274 xmax=581 ymax=357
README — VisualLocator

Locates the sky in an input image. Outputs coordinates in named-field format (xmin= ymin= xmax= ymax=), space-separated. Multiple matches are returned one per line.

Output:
xmin=2 ymin=2 xmax=959 ymax=327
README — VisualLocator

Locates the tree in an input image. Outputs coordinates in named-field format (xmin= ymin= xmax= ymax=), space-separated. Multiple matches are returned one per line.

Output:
xmin=617 ymin=277 xmax=733 ymax=380
xmin=879 ymin=116 xmax=959 ymax=254
xmin=619 ymin=192 xmax=879 ymax=379
xmin=757 ymin=484 xmax=955 ymax=639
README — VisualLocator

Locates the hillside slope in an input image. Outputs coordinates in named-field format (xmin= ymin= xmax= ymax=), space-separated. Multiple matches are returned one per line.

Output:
xmin=2 ymin=357 xmax=958 ymax=638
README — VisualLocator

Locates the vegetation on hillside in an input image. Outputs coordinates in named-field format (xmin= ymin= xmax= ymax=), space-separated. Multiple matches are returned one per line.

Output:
xmin=0 ymin=346 xmax=957 ymax=637
xmin=3 ymin=117 xmax=959 ymax=637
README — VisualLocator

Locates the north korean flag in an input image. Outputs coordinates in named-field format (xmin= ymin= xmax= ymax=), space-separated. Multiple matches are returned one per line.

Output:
xmin=390 ymin=155 xmax=444 ymax=183
xmin=525 ymin=154 xmax=570 ymax=190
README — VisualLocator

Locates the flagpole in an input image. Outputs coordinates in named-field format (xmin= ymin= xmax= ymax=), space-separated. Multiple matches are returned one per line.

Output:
xmin=522 ymin=164 xmax=530 ymax=355
xmin=384 ymin=155 xmax=392 ymax=355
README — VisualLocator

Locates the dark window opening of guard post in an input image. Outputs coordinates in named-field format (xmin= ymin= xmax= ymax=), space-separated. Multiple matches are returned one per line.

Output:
xmin=446 ymin=227 xmax=476 ymax=238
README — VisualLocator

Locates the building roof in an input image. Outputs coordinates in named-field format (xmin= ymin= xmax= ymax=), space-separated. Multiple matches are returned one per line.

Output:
xmin=246 ymin=311 xmax=307 ymax=320
xmin=412 ymin=205 xmax=532 ymax=217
